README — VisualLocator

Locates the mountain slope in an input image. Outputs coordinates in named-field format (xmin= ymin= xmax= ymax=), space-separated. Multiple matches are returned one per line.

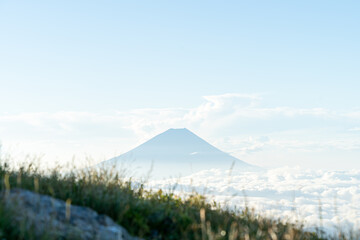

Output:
xmin=99 ymin=128 xmax=258 ymax=178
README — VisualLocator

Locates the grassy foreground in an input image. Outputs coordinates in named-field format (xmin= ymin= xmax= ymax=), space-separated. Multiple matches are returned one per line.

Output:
xmin=0 ymin=161 xmax=326 ymax=240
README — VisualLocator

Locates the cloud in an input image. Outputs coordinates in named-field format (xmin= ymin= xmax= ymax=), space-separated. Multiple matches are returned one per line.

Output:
xmin=148 ymin=167 xmax=360 ymax=234
xmin=343 ymin=111 xmax=360 ymax=119
xmin=0 ymin=93 xmax=346 ymax=135
xmin=1 ymin=93 xmax=360 ymax=166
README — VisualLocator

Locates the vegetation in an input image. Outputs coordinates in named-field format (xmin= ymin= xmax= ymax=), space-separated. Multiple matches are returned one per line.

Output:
xmin=0 ymin=160 xmax=342 ymax=240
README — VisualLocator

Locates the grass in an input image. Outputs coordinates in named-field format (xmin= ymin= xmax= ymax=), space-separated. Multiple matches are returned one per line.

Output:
xmin=0 ymin=159 xmax=339 ymax=240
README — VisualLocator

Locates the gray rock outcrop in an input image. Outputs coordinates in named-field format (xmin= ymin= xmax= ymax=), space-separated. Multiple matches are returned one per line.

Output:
xmin=2 ymin=189 xmax=141 ymax=240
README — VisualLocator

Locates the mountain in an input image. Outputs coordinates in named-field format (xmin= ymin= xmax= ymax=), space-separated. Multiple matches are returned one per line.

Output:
xmin=98 ymin=128 xmax=258 ymax=179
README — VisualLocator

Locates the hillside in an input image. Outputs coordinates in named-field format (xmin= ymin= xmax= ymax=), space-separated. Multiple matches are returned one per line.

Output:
xmin=0 ymin=161 xmax=325 ymax=240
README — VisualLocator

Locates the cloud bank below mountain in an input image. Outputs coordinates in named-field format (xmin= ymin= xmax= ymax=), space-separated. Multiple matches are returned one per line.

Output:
xmin=149 ymin=167 xmax=360 ymax=234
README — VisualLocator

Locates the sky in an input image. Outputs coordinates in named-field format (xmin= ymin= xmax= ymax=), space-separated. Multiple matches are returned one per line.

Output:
xmin=0 ymin=1 xmax=360 ymax=169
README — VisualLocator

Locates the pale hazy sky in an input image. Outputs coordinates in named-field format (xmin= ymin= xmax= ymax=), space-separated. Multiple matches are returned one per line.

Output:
xmin=1 ymin=1 xmax=359 ymax=169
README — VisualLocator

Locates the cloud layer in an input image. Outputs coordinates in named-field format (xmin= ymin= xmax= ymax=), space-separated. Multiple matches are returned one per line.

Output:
xmin=149 ymin=167 xmax=360 ymax=234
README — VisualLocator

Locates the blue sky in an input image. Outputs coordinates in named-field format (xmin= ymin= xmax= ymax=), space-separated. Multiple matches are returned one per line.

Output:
xmin=1 ymin=1 xmax=359 ymax=169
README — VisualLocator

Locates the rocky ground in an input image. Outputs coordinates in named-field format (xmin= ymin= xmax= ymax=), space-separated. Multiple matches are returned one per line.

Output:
xmin=2 ymin=189 xmax=141 ymax=240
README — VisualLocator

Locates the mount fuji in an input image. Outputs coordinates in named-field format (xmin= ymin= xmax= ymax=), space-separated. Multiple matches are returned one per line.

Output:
xmin=98 ymin=128 xmax=258 ymax=179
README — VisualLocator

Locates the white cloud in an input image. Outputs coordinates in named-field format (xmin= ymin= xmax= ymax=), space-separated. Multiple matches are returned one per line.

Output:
xmin=349 ymin=127 xmax=360 ymax=132
xmin=0 ymin=93 xmax=349 ymax=135
xmin=343 ymin=111 xmax=360 ymax=119
xmin=1 ymin=93 xmax=360 ymax=168
xmin=148 ymin=167 xmax=360 ymax=234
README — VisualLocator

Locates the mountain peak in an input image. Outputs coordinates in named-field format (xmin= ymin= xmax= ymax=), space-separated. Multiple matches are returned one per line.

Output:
xmin=145 ymin=128 xmax=206 ymax=147
xmin=163 ymin=128 xmax=192 ymax=134
xmin=100 ymin=128 xmax=258 ymax=178
xmin=167 ymin=128 xmax=188 ymax=131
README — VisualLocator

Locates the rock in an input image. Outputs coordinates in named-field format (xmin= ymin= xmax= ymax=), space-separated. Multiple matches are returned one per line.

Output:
xmin=1 ymin=189 xmax=141 ymax=240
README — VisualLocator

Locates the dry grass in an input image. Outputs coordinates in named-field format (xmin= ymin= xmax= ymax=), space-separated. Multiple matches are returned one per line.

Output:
xmin=0 ymin=158 xmax=349 ymax=240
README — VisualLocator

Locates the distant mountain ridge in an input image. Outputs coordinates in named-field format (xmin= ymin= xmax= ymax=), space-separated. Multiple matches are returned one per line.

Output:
xmin=98 ymin=128 xmax=258 ymax=179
